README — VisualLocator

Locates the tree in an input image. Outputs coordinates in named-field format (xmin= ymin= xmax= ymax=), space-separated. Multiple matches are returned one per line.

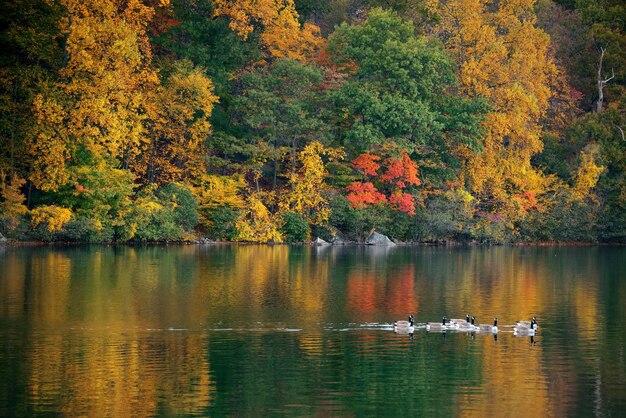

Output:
xmin=0 ymin=0 xmax=65 ymax=205
xmin=327 ymin=9 xmax=486 ymax=181
xmin=279 ymin=141 xmax=344 ymax=225
xmin=428 ymin=0 xmax=558 ymax=238
xmin=30 ymin=0 xmax=162 ymax=192
xmin=134 ymin=60 xmax=218 ymax=185
xmin=346 ymin=147 xmax=421 ymax=215
xmin=233 ymin=59 xmax=331 ymax=191
xmin=213 ymin=0 xmax=323 ymax=61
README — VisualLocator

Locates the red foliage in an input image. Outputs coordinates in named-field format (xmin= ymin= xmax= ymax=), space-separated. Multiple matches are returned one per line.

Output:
xmin=346 ymin=182 xmax=387 ymax=208
xmin=380 ymin=152 xmax=420 ymax=186
xmin=352 ymin=153 xmax=381 ymax=176
xmin=388 ymin=192 xmax=416 ymax=215
xmin=381 ymin=157 xmax=403 ymax=182
xmin=402 ymin=152 xmax=420 ymax=186
xmin=145 ymin=0 xmax=181 ymax=37
xmin=516 ymin=191 xmax=539 ymax=212
xmin=346 ymin=150 xmax=420 ymax=214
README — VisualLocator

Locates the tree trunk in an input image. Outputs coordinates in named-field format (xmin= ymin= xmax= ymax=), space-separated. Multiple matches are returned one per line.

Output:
xmin=596 ymin=47 xmax=615 ymax=113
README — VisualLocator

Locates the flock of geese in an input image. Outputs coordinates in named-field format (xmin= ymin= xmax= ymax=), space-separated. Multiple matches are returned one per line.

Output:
xmin=394 ymin=314 xmax=538 ymax=336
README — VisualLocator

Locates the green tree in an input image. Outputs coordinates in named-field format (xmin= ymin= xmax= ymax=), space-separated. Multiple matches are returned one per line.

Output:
xmin=0 ymin=0 xmax=64 ymax=205
xmin=327 ymin=9 xmax=486 ymax=181
xmin=233 ymin=59 xmax=331 ymax=191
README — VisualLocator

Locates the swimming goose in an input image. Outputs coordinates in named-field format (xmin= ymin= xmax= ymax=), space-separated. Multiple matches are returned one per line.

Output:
xmin=449 ymin=314 xmax=471 ymax=328
xmin=394 ymin=315 xmax=415 ymax=332
xmin=478 ymin=317 xmax=499 ymax=333
xmin=514 ymin=317 xmax=538 ymax=335
xmin=426 ymin=316 xmax=448 ymax=331
xmin=456 ymin=315 xmax=478 ymax=331
xmin=515 ymin=317 xmax=538 ymax=329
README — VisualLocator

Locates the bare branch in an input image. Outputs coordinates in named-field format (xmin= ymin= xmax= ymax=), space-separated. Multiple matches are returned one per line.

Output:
xmin=616 ymin=125 xmax=625 ymax=142
xmin=602 ymin=68 xmax=615 ymax=85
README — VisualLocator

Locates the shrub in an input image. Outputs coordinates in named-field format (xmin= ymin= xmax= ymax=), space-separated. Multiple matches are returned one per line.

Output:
xmin=130 ymin=195 xmax=182 ymax=242
xmin=202 ymin=205 xmax=240 ymax=241
xmin=156 ymin=183 xmax=199 ymax=232
xmin=281 ymin=212 xmax=310 ymax=243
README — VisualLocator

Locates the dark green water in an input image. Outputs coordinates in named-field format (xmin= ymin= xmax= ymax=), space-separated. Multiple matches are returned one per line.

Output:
xmin=0 ymin=245 xmax=624 ymax=416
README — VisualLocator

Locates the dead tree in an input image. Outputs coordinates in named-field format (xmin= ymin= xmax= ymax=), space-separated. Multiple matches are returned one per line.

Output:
xmin=596 ymin=46 xmax=615 ymax=113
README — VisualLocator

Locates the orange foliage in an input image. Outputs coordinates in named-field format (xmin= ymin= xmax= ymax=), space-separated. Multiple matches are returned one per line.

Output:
xmin=347 ymin=149 xmax=421 ymax=214
xmin=346 ymin=182 xmax=388 ymax=208
xmin=352 ymin=153 xmax=381 ymax=176
xmin=388 ymin=192 xmax=416 ymax=215
xmin=213 ymin=0 xmax=323 ymax=61
xmin=514 ymin=190 xmax=540 ymax=212
xmin=381 ymin=152 xmax=421 ymax=186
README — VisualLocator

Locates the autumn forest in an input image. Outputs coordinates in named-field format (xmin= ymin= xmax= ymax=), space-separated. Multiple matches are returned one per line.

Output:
xmin=0 ymin=0 xmax=624 ymax=244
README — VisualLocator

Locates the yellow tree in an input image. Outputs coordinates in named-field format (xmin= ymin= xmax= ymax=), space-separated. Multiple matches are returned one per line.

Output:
xmin=134 ymin=60 xmax=218 ymax=185
xmin=31 ymin=0 xmax=161 ymax=191
xmin=212 ymin=0 xmax=322 ymax=61
xmin=428 ymin=0 xmax=557 ymax=233
xmin=279 ymin=141 xmax=344 ymax=225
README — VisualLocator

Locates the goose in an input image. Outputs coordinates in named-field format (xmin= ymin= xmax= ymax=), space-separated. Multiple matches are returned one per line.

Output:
xmin=478 ymin=317 xmax=499 ymax=333
xmin=449 ymin=314 xmax=471 ymax=328
xmin=515 ymin=317 xmax=538 ymax=330
xmin=394 ymin=315 xmax=415 ymax=333
xmin=426 ymin=316 xmax=448 ymax=331
xmin=457 ymin=315 xmax=478 ymax=331
xmin=514 ymin=317 xmax=538 ymax=335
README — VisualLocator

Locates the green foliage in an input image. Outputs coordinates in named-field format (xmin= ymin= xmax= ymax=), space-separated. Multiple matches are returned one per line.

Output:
xmin=328 ymin=8 xmax=486 ymax=169
xmin=327 ymin=194 xmax=415 ymax=241
xmin=129 ymin=187 xmax=183 ymax=242
xmin=232 ymin=58 xmax=331 ymax=190
xmin=281 ymin=211 xmax=311 ymax=242
xmin=519 ymin=187 xmax=601 ymax=242
xmin=414 ymin=189 xmax=476 ymax=242
xmin=154 ymin=0 xmax=261 ymax=97
xmin=202 ymin=205 xmax=240 ymax=241
xmin=58 ymin=217 xmax=114 ymax=243
xmin=155 ymin=183 xmax=199 ymax=232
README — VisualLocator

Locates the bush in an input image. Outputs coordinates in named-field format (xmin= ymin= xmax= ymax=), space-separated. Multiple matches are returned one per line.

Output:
xmin=281 ymin=212 xmax=310 ymax=243
xmin=202 ymin=205 xmax=240 ymax=240
xmin=328 ymin=195 xmax=400 ymax=242
xmin=130 ymin=194 xmax=182 ymax=242
xmin=156 ymin=183 xmax=199 ymax=232
xmin=60 ymin=217 xmax=114 ymax=243
xmin=414 ymin=190 xmax=475 ymax=242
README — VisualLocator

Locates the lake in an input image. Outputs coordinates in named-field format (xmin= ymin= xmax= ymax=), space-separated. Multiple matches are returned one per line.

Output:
xmin=0 ymin=244 xmax=624 ymax=416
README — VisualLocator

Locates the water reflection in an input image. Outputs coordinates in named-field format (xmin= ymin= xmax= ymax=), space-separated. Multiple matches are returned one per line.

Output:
xmin=0 ymin=245 xmax=624 ymax=416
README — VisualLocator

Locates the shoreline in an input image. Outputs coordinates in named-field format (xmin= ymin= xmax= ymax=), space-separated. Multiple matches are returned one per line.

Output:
xmin=1 ymin=239 xmax=622 ymax=248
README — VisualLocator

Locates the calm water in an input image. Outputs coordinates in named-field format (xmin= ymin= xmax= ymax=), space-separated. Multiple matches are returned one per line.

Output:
xmin=0 ymin=245 xmax=624 ymax=416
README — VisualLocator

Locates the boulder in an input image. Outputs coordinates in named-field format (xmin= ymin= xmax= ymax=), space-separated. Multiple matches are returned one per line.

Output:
xmin=313 ymin=237 xmax=330 ymax=246
xmin=0 ymin=233 xmax=7 ymax=245
xmin=365 ymin=231 xmax=396 ymax=246
xmin=329 ymin=235 xmax=346 ymax=245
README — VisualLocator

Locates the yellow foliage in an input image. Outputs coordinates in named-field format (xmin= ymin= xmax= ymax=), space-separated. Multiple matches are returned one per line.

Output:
xmin=31 ymin=0 xmax=164 ymax=192
xmin=430 ymin=0 xmax=557 ymax=224
xmin=279 ymin=141 xmax=344 ymax=225
xmin=213 ymin=0 xmax=323 ymax=60
xmin=134 ymin=61 xmax=219 ymax=184
xmin=30 ymin=94 xmax=72 ymax=191
xmin=0 ymin=173 xmax=28 ymax=230
xmin=235 ymin=194 xmax=283 ymax=243
xmin=573 ymin=151 xmax=604 ymax=199
xmin=194 ymin=174 xmax=246 ymax=210
xmin=30 ymin=205 xmax=73 ymax=232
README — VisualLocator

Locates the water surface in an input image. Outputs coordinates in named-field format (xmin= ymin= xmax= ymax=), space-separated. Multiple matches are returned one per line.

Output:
xmin=0 ymin=245 xmax=624 ymax=416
